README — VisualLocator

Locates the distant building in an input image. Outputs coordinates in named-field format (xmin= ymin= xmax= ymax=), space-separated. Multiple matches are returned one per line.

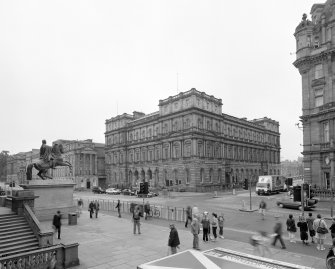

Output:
xmin=6 ymin=139 xmax=106 ymax=189
xmin=293 ymin=0 xmax=335 ymax=188
xmin=51 ymin=139 xmax=106 ymax=189
xmin=105 ymin=88 xmax=281 ymax=192
xmin=6 ymin=152 xmax=28 ymax=184
xmin=281 ymin=157 xmax=304 ymax=178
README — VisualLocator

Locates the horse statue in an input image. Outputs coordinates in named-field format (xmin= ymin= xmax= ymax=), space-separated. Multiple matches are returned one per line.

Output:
xmin=26 ymin=143 xmax=72 ymax=180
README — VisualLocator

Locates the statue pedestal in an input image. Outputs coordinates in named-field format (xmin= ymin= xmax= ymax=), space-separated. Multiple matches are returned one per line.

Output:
xmin=21 ymin=179 xmax=77 ymax=221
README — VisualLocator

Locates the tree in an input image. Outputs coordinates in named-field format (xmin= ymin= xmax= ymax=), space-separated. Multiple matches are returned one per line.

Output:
xmin=0 ymin=151 xmax=9 ymax=182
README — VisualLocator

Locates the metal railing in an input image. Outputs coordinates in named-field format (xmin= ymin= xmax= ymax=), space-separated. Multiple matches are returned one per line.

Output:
xmin=75 ymin=198 xmax=188 ymax=222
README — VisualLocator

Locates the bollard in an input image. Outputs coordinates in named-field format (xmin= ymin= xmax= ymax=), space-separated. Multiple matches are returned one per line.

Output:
xmin=241 ymin=200 xmax=245 ymax=210
xmin=233 ymin=189 xmax=236 ymax=195
xmin=214 ymin=191 xmax=218 ymax=197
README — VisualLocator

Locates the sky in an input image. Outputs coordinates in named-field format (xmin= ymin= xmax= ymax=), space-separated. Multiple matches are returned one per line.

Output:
xmin=0 ymin=0 xmax=319 ymax=160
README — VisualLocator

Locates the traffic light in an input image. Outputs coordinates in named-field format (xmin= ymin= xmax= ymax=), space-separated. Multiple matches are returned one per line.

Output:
xmin=139 ymin=183 xmax=145 ymax=194
xmin=144 ymin=182 xmax=149 ymax=194
xmin=243 ymin=179 xmax=248 ymax=190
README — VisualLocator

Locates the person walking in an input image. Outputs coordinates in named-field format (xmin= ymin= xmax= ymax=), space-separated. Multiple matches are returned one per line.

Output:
xmin=168 ymin=224 xmax=180 ymax=255
xmin=286 ymin=214 xmax=297 ymax=243
xmin=306 ymin=212 xmax=316 ymax=243
xmin=144 ymin=201 xmax=150 ymax=220
xmin=185 ymin=206 xmax=192 ymax=228
xmin=313 ymin=214 xmax=328 ymax=251
xmin=272 ymin=215 xmax=286 ymax=249
xmin=133 ymin=206 xmax=141 ymax=235
xmin=77 ymin=198 xmax=83 ymax=217
xmin=191 ymin=215 xmax=200 ymax=250
xmin=211 ymin=213 xmax=218 ymax=242
xmin=329 ymin=217 xmax=335 ymax=239
xmin=89 ymin=201 xmax=94 ymax=219
xmin=297 ymin=215 xmax=309 ymax=245
xmin=201 ymin=212 xmax=210 ymax=243
xmin=259 ymin=199 xmax=267 ymax=220
xmin=218 ymin=214 xmax=225 ymax=239
xmin=115 ymin=199 xmax=121 ymax=218
xmin=52 ymin=211 xmax=62 ymax=240
xmin=94 ymin=200 xmax=100 ymax=218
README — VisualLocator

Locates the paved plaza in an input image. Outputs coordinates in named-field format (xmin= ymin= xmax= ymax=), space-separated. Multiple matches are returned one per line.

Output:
xmin=38 ymin=209 xmax=326 ymax=269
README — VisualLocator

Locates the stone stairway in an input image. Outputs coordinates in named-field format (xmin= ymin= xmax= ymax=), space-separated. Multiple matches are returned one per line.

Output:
xmin=0 ymin=213 xmax=39 ymax=257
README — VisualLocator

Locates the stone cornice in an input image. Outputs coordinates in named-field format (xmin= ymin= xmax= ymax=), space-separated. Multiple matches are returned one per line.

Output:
xmin=293 ymin=47 xmax=335 ymax=70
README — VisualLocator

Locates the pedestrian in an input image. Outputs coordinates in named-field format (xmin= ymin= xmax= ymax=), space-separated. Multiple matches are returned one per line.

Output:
xmin=211 ymin=213 xmax=218 ymax=242
xmin=192 ymin=205 xmax=200 ymax=220
xmin=201 ymin=212 xmax=210 ymax=243
xmin=185 ymin=206 xmax=192 ymax=228
xmin=306 ymin=212 xmax=316 ymax=243
xmin=329 ymin=217 xmax=335 ymax=239
xmin=191 ymin=215 xmax=200 ymax=250
xmin=286 ymin=214 xmax=297 ymax=243
xmin=133 ymin=206 xmax=141 ymax=235
xmin=89 ymin=201 xmax=94 ymax=219
xmin=251 ymin=231 xmax=271 ymax=257
xmin=297 ymin=215 xmax=309 ymax=245
xmin=272 ymin=215 xmax=286 ymax=249
xmin=168 ymin=223 xmax=180 ymax=255
xmin=259 ymin=199 xmax=267 ymax=220
xmin=77 ymin=198 xmax=83 ymax=217
xmin=95 ymin=200 xmax=100 ymax=218
xmin=115 ymin=199 xmax=121 ymax=218
xmin=52 ymin=211 xmax=62 ymax=240
xmin=144 ymin=201 xmax=150 ymax=220
xmin=218 ymin=214 xmax=225 ymax=239
xmin=313 ymin=214 xmax=328 ymax=251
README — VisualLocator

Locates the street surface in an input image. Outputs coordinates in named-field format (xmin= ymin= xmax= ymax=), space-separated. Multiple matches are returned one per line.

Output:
xmin=74 ymin=188 xmax=335 ymax=261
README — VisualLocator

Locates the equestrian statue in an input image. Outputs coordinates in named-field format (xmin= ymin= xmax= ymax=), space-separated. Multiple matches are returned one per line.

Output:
xmin=26 ymin=139 xmax=73 ymax=180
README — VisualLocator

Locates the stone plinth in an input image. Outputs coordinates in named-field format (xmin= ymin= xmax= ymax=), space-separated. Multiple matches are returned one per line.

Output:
xmin=21 ymin=179 xmax=77 ymax=221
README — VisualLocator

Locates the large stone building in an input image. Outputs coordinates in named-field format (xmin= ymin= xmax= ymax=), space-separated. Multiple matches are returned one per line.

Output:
xmin=293 ymin=0 xmax=335 ymax=188
xmin=105 ymin=89 xmax=281 ymax=192
xmin=281 ymin=157 xmax=304 ymax=178
xmin=6 ymin=152 xmax=27 ymax=184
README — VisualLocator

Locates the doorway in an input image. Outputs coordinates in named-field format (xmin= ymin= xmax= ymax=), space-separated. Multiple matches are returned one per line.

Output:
xmin=324 ymin=172 xmax=330 ymax=189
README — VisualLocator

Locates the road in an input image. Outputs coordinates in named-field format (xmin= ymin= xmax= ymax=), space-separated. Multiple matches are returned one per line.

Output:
xmin=74 ymin=188 xmax=334 ymax=261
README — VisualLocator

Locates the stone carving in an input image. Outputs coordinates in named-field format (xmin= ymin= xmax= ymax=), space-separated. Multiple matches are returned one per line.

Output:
xmin=26 ymin=140 xmax=72 ymax=180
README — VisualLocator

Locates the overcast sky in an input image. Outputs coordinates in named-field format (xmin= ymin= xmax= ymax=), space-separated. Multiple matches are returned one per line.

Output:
xmin=0 ymin=0 xmax=318 ymax=160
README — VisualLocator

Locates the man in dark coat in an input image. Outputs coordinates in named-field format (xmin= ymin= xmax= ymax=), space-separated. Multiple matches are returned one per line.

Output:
xmin=272 ymin=215 xmax=286 ymax=249
xmin=89 ymin=201 xmax=94 ymax=219
xmin=168 ymin=224 xmax=180 ymax=255
xmin=115 ymin=199 xmax=121 ymax=218
xmin=52 ymin=211 xmax=62 ymax=240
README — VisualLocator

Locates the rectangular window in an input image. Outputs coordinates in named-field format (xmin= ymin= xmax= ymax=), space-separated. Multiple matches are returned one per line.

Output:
xmin=315 ymin=88 xmax=324 ymax=107
xmin=324 ymin=122 xmax=330 ymax=143
xmin=315 ymin=64 xmax=323 ymax=79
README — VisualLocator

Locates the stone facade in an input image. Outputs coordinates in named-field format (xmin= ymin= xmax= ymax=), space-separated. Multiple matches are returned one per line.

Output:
xmin=293 ymin=0 xmax=335 ymax=188
xmin=105 ymin=88 xmax=281 ymax=192
xmin=51 ymin=139 xmax=106 ymax=189
xmin=6 ymin=152 xmax=28 ymax=184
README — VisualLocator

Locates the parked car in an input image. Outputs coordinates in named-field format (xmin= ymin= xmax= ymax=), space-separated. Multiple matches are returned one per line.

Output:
xmin=276 ymin=199 xmax=318 ymax=210
xmin=92 ymin=186 xmax=106 ymax=194
xmin=121 ymin=189 xmax=136 ymax=196
xmin=147 ymin=191 xmax=159 ymax=198
xmin=106 ymin=188 xmax=121 ymax=195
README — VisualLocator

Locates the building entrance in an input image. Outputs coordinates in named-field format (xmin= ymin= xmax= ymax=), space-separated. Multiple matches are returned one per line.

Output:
xmin=324 ymin=172 xmax=330 ymax=189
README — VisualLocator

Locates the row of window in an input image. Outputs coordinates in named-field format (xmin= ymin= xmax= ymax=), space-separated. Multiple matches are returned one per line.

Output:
xmin=106 ymin=143 xmax=279 ymax=164
xmin=106 ymin=122 xmax=279 ymax=146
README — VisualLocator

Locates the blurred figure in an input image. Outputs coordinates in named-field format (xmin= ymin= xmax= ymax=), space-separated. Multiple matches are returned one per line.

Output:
xmin=211 ymin=213 xmax=218 ymax=242
xmin=77 ymin=198 xmax=83 ymax=217
xmin=185 ymin=206 xmax=192 ymax=228
xmin=251 ymin=231 xmax=271 ymax=257
xmin=133 ymin=206 xmax=141 ymax=235
xmin=52 ymin=211 xmax=62 ymax=240
xmin=272 ymin=215 xmax=286 ymax=249
xmin=115 ymin=199 xmax=121 ymax=218
xmin=144 ymin=201 xmax=150 ymax=220
xmin=329 ymin=217 xmax=335 ymax=239
xmin=218 ymin=214 xmax=225 ymax=239
xmin=259 ymin=199 xmax=267 ymax=220
xmin=191 ymin=215 xmax=200 ymax=250
xmin=89 ymin=201 xmax=94 ymax=219
xmin=94 ymin=200 xmax=100 ymax=218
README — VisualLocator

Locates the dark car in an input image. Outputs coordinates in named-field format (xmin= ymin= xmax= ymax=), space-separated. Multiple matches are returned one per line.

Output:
xmin=276 ymin=199 xmax=318 ymax=210
xmin=147 ymin=191 xmax=159 ymax=198
xmin=121 ymin=189 xmax=135 ymax=196
xmin=92 ymin=186 xmax=106 ymax=194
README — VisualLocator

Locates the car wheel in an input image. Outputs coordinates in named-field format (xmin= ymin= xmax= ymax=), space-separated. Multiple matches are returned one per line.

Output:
xmin=298 ymin=206 xmax=302 ymax=211
xmin=278 ymin=203 xmax=284 ymax=208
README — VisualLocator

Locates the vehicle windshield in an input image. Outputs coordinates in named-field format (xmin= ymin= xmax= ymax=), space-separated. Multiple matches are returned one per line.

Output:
xmin=256 ymin=183 xmax=268 ymax=188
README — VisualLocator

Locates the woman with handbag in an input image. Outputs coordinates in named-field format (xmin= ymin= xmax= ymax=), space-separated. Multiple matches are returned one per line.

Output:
xmin=313 ymin=214 xmax=328 ymax=251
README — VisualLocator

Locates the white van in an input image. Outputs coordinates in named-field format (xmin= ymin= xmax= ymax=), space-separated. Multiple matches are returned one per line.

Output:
xmin=256 ymin=175 xmax=285 ymax=195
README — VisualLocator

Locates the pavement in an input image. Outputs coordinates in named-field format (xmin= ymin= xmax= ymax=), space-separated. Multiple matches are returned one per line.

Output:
xmin=36 ymin=209 xmax=327 ymax=269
